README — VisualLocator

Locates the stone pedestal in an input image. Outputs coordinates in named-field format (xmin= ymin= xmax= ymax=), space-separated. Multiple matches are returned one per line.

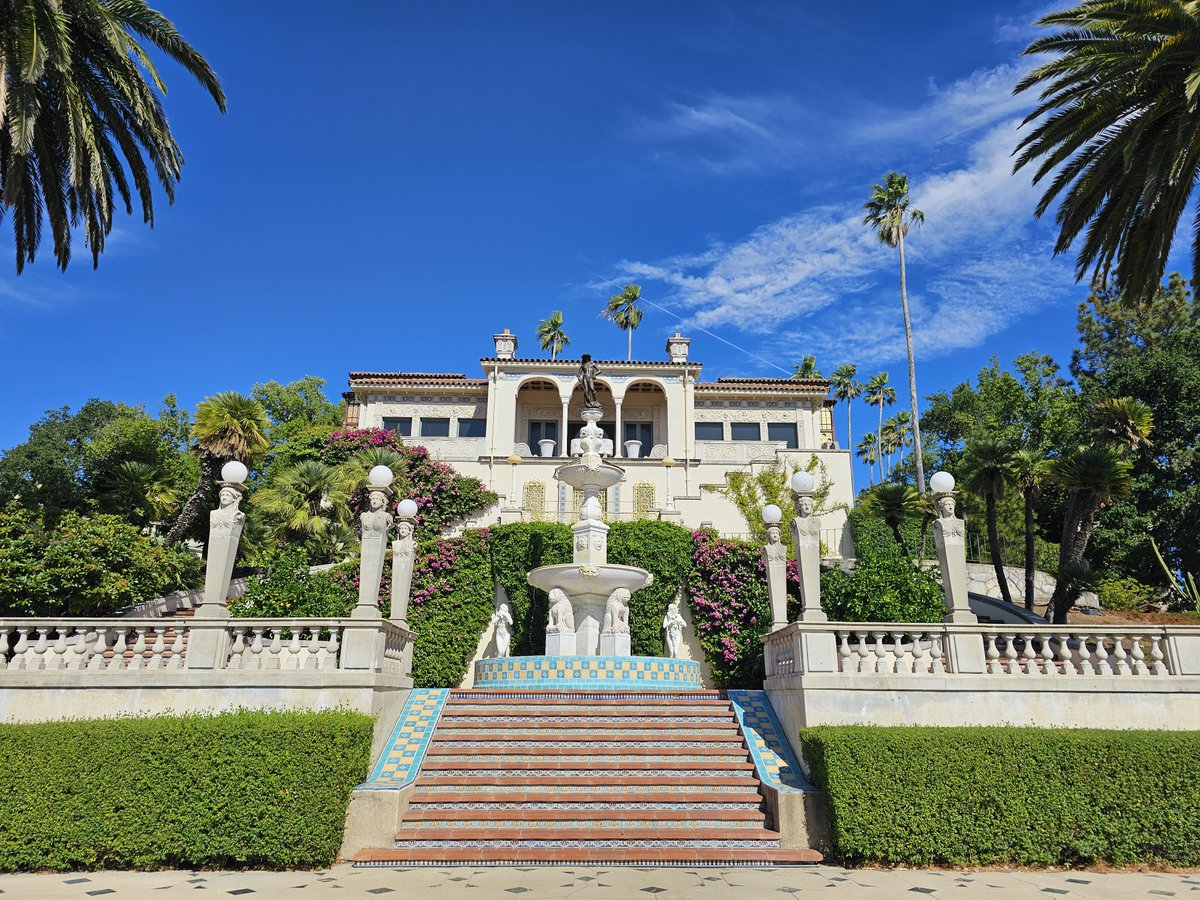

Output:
xmin=790 ymin=504 xmax=827 ymax=623
xmin=198 ymin=485 xmax=245 ymax=621
xmin=933 ymin=493 xmax=977 ymax=625
xmin=546 ymin=631 xmax=577 ymax=656
xmin=764 ymin=523 xmax=788 ymax=631
xmin=356 ymin=501 xmax=391 ymax=621
xmin=572 ymin=519 xmax=609 ymax=566
xmin=600 ymin=632 xmax=631 ymax=656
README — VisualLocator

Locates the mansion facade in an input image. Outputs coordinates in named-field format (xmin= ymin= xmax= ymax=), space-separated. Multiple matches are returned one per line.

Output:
xmin=343 ymin=329 xmax=853 ymax=546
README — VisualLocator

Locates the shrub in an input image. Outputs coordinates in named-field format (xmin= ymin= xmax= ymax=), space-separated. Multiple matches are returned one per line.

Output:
xmin=801 ymin=725 xmax=1200 ymax=867
xmin=0 ymin=710 xmax=372 ymax=871
xmin=1096 ymin=574 xmax=1159 ymax=612
xmin=235 ymin=547 xmax=354 ymax=618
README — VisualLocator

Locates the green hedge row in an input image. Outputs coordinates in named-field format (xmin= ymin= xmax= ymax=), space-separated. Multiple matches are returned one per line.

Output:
xmin=800 ymin=725 xmax=1200 ymax=867
xmin=0 ymin=710 xmax=373 ymax=871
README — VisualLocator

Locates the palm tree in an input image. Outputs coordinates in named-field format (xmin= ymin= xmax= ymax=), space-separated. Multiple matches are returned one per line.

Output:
xmin=164 ymin=392 xmax=270 ymax=545
xmin=1047 ymin=445 xmax=1134 ymax=623
xmin=863 ymin=172 xmax=928 ymax=494
xmin=864 ymin=372 xmax=895 ymax=481
xmin=338 ymin=448 xmax=409 ymax=499
xmin=105 ymin=460 xmax=180 ymax=525
xmin=1 ymin=0 xmax=225 ymax=272
xmin=1091 ymin=397 xmax=1154 ymax=451
xmin=856 ymin=433 xmax=880 ymax=487
xmin=892 ymin=410 xmax=913 ymax=466
xmin=829 ymin=363 xmax=862 ymax=453
xmin=863 ymin=482 xmax=923 ymax=547
xmin=605 ymin=284 xmax=644 ymax=361
xmin=1014 ymin=2 xmax=1200 ymax=303
xmin=536 ymin=311 xmax=571 ymax=361
xmin=961 ymin=439 xmax=1019 ymax=606
xmin=252 ymin=461 xmax=355 ymax=563
xmin=1012 ymin=448 xmax=1048 ymax=611
xmin=791 ymin=356 xmax=823 ymax=379
xmin=879 ymin=419 xmax=901 ymax=477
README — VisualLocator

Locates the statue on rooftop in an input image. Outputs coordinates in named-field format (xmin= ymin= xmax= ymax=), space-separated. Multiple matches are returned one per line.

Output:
xmin=578 ymin=354 xmax=601 ymax=409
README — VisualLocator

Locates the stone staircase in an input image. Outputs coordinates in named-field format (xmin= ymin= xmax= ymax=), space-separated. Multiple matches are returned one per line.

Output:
xmin=354 ymin=690 xmax=821 ymax=866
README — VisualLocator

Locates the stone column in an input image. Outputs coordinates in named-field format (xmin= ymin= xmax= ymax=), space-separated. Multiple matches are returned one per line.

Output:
xmin=390 ymin=514 xmax=417 ymax=629
xmin=560 ymin=397 xmax=570 ymax=458
xmin=764 ymin=522 xmax=789 ymax=631
xmin=355 ymin=488 xmax=392 ymax=619
xmin=789 ymin=492 xmax=827 ymax=623
xmin=188 ymin=479 xmax=246 ymax=669
xmin=614 ymin=398 xmax=623 ymax=458
xmin=933 ymin=492 xmax=977 ymax=625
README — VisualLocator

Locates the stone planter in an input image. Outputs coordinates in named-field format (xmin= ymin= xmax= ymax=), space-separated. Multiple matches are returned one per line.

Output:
xmin=624 ymin=440 xmax=642 ymax=459
xmin=538 ymin=439 xmax=556 ymax=458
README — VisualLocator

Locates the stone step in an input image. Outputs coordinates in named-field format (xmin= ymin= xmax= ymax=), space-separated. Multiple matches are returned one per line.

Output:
xmin=417 ymin=760 xmax=758 ymax=775
xmin=408 ymin=791 xmax=766 ymax=805
xmin=429 ymin=732 xmax=745 ymax=745
xmin=436 ymin=715 xmax=738 ymax=728
xmin=425 ymin=743 xmax=747 ymax=757
xmin=414 ymin=774 xmax=762 ymax=790
xmin=394 ymin=826 xmax=782 ymax=845
xmin=405 ymin=806 xmax=765 ymax=821
xmin=355 ymin=847 xmax=823 ymax=866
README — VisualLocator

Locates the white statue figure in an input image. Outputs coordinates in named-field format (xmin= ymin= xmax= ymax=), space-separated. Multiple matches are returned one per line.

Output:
xmin=933 ymin=493 xmax=975 ymax=624
xmin=789 ymin=491 xmax=827 ymax=622
xmin=602 ymin=588 xmax=631 ymax=634
xmin=390 ymin=518 xmax=417 ymax=626
xmin=361 ymin=489 xmax=393 ymax=535
xmin=934 ymin=495 xmax=966 ymax=541
xmin=211 ymin=486 xmax=246 ymax=532
xmin=663 ymin=601 xmax=686 ymax=659
xmin=492 ymin=601 xmax=514 ymax=658
xmin=764 ymin=523 xmax=788 ymax=630
xmin=547 ymin=588 xmax=575 ymax=633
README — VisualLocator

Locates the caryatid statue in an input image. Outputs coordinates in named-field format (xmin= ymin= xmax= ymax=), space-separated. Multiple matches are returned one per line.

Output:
xmin=200 ymin=481 xmax=247 ymax=617
xmin=492 ymin=601 xmax=514 ymax=658
xmin=789 ymin=477 xmax=827 ymax=623
xmin=763 ymin=520 xmax=789 ymax=631
xmin=577 ymin=354 xmax=601 ymax=409
xmin=932 ymin=486 xmax=976 ymax=624
xmin=602 ymin=588 xmax=631 ymax=634
xmin=391 ymin=516 xmax=417 ymax=628
xmin=663 ymin=601 xmax=686 ymax=659
xmin=356 ymin=487 xmax=392 ymax=618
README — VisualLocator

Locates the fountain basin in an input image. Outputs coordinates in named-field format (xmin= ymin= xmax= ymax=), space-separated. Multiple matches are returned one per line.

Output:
xmin=554 ymin=459 xmax=624 ymax=491
xmin=527 ymin=563 xmax=652 ymax=597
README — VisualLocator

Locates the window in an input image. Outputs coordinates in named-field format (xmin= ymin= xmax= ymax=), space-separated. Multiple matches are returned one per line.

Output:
xmin=694 ymin=422 xmax=723 ymax=441
xmin=382 ymin=417 xmax=412 ymax=436
xmin=623 ymin=423 xmax=653 ymax=456
xmin=730 ymin=422 xmax=761 ymax=441
xmin=528 ymin=420 xmax=558 ymax=448
xmin=458 ymin=418 xmax=486 ymax=438
xmin=420 ymin=418 xmax=450 ymax=437
xmin=767 ymin=422 xmax=798 ymax=449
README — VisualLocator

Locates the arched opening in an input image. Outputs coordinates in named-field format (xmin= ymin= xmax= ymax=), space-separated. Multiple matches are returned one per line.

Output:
xmin=514 ymin=379 xmax=562 ymax=456
xmin=618 ymin=380 xmax=668 ymax=458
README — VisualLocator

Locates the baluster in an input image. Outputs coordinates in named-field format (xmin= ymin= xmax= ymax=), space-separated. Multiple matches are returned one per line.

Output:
xmin=1112 ymin=634 xmax=1131 ymax=676
xmin=854 ymin=633 xmax=871 ymax=674
xmin=1075 ymin=634 xmax=1097 ymax=675
xmin=327 ymin=628 xmax=342 ymax=669
xmin=890 ymin=631 xmax=910 ymax=674
xmin=167 ymin=627 xmax=185 ymax=670
xmin=284 ymin=629 xmax=303 ymax=670
xmin=45 ymin=629 xmax=68 ymax=671
xmin=1149 ymin=635 xmax=1168 ymax=676
xmin=248 ymin=627 xmax=266 ymax=670
xmin=87 ymin=628 xmax=109 ymax=671
xmin=912 ymin=632 xmax=930 ymax=674
xmin=1057 ymin=633 xmax=1076 ymax=676
xmin=9 ymin=626 xmax=31 ymax=670
xmin=985 ymin=633 xmax=1001 ymax=674
xmin=1021 ymin=633 xmax=1039 ymax=675
xmin=111 ymin=629 xmax=129 ymax=671
xmin=266 ymin=630 xmax=283 ymax=669
xmin=1093 ymin=634 xmax=1114 ymax=675
xmin=65 ymin=628 xmax=89 ymax=670
xmin=871 ymin=631 xmax=888 ymax=674
xmin=1004 ymin=633 xmax=1020 ymax=675
xmin=929 ymin=633 xmax=946 ymax=674
xmin=128 ymin=630 xmax=148 ymax=670
xmin=227 ymin=626 xmax=249 ymax=669
xmin=31 ymin=627 xmax=50 ymax=671
xmin=1129 ymin=633 xmax=1148 ymax=675
xmin=303 ymin=630 xmax=321 ymax=670
xmin=1039 ymin=635 xmax=1057 ymax=676
xmin=148 ymin=628 xmax=167 ymax=670
xmin=837 ymin=632 xmax=852 ymax=674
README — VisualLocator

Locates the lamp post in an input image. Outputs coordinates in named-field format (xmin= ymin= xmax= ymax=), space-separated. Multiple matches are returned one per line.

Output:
xmin=391 ymin=498 xmax=419 ymax=628
xmin=355 ymin=466 xmax=394 ymax=618
xmin=930 ymin=471 xmax=976 ymax=624
xmin=789 ymin=470 xmax=826 ymax=622
xmin=198 ymin=460 xmax=248 ymax=619
xmin=662 ymin=456 xmax=676 ymax=510
xmin=762 ymin=503 xmax=788 ymax=630
xmin=507 ymin=453 xmax=522 ymax=508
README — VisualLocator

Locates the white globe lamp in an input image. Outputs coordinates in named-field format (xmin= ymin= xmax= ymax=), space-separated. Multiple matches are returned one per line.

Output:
xmin=761 ymin=504 xmax=782 ymax=525
xmin=930 ymin=471 xmax=956 ymax=494
xmin=368 ymin=465 xmax=393 ymax=488
xmin=790 ymin=471 xmax=815 ymax=494
xmin=397 ymin=498 xmax=419 ymax=519
xmin=221 ymin=460 xmax=248 ymax=484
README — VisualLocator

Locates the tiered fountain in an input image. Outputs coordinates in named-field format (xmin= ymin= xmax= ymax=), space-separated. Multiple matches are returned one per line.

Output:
xmin=471 ymin=362 xmax=701 ymax=690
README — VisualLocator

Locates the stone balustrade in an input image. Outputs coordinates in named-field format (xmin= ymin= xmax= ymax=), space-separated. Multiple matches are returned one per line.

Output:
xmin=0 ymin=617 xmax=413 ymax=674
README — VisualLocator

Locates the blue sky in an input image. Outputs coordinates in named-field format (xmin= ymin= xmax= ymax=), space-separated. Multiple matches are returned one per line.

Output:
xmin=0 ymin=1 xmax=1136 ymax=485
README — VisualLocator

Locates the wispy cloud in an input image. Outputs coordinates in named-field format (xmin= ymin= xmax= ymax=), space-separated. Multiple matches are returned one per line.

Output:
xmin=610 ymin=63 xmax=1079 ymax=368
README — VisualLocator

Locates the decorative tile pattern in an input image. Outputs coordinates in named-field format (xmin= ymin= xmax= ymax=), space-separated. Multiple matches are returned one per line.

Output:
xmin=473 ymin=656 xmax=702 ymax=690
xmin=727 ymin=690 xmax=815 ymax=792
xmin=363 ymin=688 xmax=449 ymax=788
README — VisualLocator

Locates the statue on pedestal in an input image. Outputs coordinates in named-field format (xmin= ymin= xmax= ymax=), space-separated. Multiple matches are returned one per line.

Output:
xmin=361 ymin=489 xmax=392 ymax=535
xmin=933 ymin=492 xmax=975 ymax=624
xmin=602 ymin=588 xmax=630 ymax=634
xmin=211 ymin=486 xmax=246 ymax=532
xmin=492 ymin=601 xmax=513 ymax=658
xmin=663 ymin=601 xmax=686 ymax=659
xmin=577 ymin=354 xmax=601 ymax=408
xmin=547 ymin=588 xmax=575 ymax=633
xmin=391 ymin=518 xmax=416 ymax=626
xmin=764 ymin=522 xmax=788 ymax=630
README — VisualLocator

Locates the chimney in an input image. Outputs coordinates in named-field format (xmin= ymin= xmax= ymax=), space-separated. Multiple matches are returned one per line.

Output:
xmin=666 ymin=332 xmax=691 ymax=363
xmin=493 ymin=328 xmax=518 ymax=361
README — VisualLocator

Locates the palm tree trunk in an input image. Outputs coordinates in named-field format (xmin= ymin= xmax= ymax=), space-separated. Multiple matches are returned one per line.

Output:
xmin=1023 ymin=482 xmax=1036 ymax=611
xmin=1048 ymin=491 xmax=1095 ymax=623
xmin=627 ymin=327 xmax=632 ymax=361
xmin=164 ymin=454 xmax=221 ymax=546
xmin=877 ymin=402 xmax=884 ymax=484
xmin=897 ymin=232 xmax=927 ymax=494
xmin=986 ymin=491 xmax=1013 ymax=605
xmin=846 ymin=403 xmax=852 ymax=455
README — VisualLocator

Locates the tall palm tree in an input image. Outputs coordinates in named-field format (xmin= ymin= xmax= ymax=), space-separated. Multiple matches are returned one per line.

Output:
xmin=1014 ymin=1 xmax=1200 ymax=304
xmin=165 ymin=392 xmax=270 ymax=545
xmin=1012 ymin=448 xmax=1048 ymax=611
xmin=1091 ymin=397 xmax=1154 ymax=451
xmin=879 ymin=418 xmax=901 ymax=477
xmin=863 ymin=482 xmax=923 ymax=547
xmin=536 ymin=310 xmax=570 ymax=361
xmin=856 ymin=432 xmax=880 ymax=486
xmin=892 ymin=410 xmax=913 ymax=465
xmin=864 ymin=372 xmax=895 ymax=482
xmin=252 ymin=461 xmax=355 ymax=563
xmin=605 ymin=284 xmax=644 ymax=361
xmin=863 ymin=173 xmax=928 ymax=494
xmin=829 ymin=363 xmax=862 ymax=453
xmin=961 ymin=439 xmax=1019 ymax=606
xmin=1047 ymin=445 xmax=1135 ymax=623
xmin=791 ymin=356 xmax=823 ymax=379
xmin=338 ymin=448 xmax=409 ymax=500
xmin=1 ymin=0 xmax=225 ymax=272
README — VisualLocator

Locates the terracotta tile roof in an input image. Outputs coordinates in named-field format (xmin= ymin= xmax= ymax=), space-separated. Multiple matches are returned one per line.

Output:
xmin=349 ymin=372 xmax=487 ymax=387
xmin=479 ymin=357 xmax=700 ymax=368
xmin=696 ymin=377 xmax=829 ymax=392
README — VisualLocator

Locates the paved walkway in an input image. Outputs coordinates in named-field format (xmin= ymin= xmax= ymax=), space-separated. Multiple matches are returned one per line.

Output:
xmin=1 ymin=864 xmax=1197 ymax=898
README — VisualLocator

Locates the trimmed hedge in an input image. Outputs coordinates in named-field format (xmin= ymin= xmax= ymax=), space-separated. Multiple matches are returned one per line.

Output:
xmin=800 ymin=725 xmax=1200 ymax=867
xmin=0 ymin=710 xmax=373 ymax=871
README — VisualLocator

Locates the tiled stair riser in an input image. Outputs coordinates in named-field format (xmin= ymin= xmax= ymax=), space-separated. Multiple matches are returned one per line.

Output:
xmin=392 ymin=839 xmax=780 ymax=849
xmin=409 ymin=801 xmax=763 ymax=811
xmin=415 ymin=784 xmax=757 ymax=794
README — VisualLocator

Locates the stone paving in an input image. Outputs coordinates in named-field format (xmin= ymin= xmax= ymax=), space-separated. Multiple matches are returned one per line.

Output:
xmin=1 ymin=864 xmax=1197 ymax=899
